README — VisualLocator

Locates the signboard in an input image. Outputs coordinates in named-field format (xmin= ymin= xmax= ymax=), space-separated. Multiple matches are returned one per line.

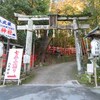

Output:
xmin=4 ymin=49 xmax=23 ymax=80
xmin=0 ymin=16 xmax=17 ymax=40
xmin=91 ymin=39 xmax=100 ymax=56
xmin=23 ymin=55 xmax=30 ymax=63
xmin=87 ymin=63 xmax=93 ymax=74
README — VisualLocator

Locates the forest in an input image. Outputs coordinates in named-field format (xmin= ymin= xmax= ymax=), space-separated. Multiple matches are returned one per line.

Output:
xmin=0 ymin=0 xmax=100 ymax=63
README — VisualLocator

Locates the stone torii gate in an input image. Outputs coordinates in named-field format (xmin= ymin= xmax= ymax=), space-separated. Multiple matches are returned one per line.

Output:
xmin=14 ymin=13 xmax=90 ymax=74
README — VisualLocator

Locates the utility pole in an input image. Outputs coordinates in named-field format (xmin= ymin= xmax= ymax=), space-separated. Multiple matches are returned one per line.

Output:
xmin=73 ymin=19 xmax=82 ymax=74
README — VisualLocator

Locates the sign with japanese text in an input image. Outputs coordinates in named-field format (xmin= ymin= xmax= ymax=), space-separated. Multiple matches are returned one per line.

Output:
xmin=0 ymin=16 xmax=17 ymax=40
xmin=4 ymin=49 xmax=23 ymax=80
xmin=91 ymin=39 xmax=100 ymax=56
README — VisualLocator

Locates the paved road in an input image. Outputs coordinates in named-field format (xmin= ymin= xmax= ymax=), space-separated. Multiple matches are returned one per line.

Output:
xmin=30 ymin=62 xmax=77 ymax=84
xmin=0 ymin=62 xmax=100 ymax=100
xmin=0 ymin=83 xmax=100 ymax=100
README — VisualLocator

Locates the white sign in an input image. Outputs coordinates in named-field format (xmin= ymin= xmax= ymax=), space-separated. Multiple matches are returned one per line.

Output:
xmin=4 ymin=49 xmax=23 ymax=80
xmin=87 ymin=63 xmax=93 ymax=74
xmin=0 ymin=16 xmax=17 ymax=40
xmin=91 ymin=39 xmax=100 ymax=56
xmin=23 ymin=55 xmax=30 ymax=63
xmin=0 ymin=41 xmax=3 ymax=57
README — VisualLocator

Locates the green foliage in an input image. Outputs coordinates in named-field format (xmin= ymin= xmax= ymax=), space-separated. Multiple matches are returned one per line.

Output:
xmin=52 ymin=30 xmax=75 ymax=47
xmin=21 ymin=72 xmax=35 ymax=84
xmin=82 ymin=0 xmax=100 ymax=27
xmin=16 ymin=31 xmax=26 ymax=46
xmin=64 ymin=5 xmax=75 ymax=15
xmin=0 ymin=0 xmax=49 ymax=46
xmin=78 ymin=74 xmax=90 ymax=84
xmin=97 ymin=68 xmax=100 ymax=84
xmin=97 ymin=57 xmax=100 ymax=66
xmin=14 ymin=1 xmax=33 ymax=14
xmin=1 ymin=0 xmax=100 ymax=63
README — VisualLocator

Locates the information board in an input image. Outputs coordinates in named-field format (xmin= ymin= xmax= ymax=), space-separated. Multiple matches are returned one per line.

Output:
xmin=91 ymin=39 xmax=100 ymax=56
xmin=4 ymin=49 xmax=23 ymax=80
xmin=0 ymin=16 xmax=17 ymax=40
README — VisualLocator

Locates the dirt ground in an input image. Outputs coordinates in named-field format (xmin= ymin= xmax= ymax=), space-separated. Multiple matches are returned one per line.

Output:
xmin=29 ymin=61 xmax=77 ymax=84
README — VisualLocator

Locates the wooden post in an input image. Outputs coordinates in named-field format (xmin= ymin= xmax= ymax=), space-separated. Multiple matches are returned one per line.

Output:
xmin=0 ymin=41 xmax=3 ymax=81
xmin=49 ymin=14 xmax=57 ymax=28
xmin=84 ymin=30 xmax=89 ymax=57
xmin=24 ymin=63 xmax=27 ymax=73
xmin=93 ymin=58 xmax=98 ymax=87
xmin=32 ymin=35 xmax=35 ymax=68
xmin=0 ymin=57 xmax=3 ymax=80
xmin=5 ymin=39 xmax=10 ymax=67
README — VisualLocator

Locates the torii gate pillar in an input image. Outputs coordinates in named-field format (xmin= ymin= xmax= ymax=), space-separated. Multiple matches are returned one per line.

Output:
xmin=73 ymin=19 xmax=82 ymax=74
xmin=24 ymin=19 xmax=33 ymax=72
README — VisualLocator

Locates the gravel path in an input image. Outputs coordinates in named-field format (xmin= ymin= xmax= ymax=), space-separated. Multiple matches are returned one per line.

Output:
xmin=29 ymin=61 xmax=77 ymax=84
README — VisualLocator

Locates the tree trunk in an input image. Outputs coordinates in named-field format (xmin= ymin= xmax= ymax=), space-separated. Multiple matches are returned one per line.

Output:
xmin=39 ymin=31 xmax=52 ymax=64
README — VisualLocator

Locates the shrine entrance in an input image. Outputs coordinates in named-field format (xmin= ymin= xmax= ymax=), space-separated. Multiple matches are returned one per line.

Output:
xmin=14 ymin=13 xmax=90 ymax=74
